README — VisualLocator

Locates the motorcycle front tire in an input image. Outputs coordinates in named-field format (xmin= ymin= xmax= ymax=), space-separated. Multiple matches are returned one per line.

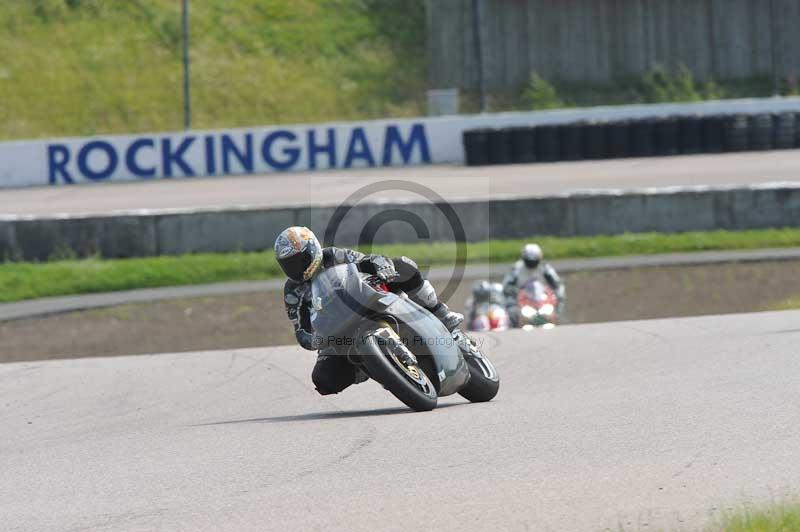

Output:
xmin=360 ymin=338 xmax=438 ymax=412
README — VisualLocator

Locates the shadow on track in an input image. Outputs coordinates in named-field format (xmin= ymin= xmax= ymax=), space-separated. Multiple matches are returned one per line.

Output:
xmin=199 ymin=402 xmax=467 ymax=426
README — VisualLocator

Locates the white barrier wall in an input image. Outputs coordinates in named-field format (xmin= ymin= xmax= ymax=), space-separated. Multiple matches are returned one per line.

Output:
xmin=3 ymin=97 xmax=800 ymax=189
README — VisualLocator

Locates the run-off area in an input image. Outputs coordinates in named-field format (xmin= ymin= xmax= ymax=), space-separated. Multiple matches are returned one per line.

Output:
xmin=2 ymin=260 xmax=798 ymax=362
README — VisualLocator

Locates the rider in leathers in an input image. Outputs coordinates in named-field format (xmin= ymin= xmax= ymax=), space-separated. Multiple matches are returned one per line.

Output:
xmin=275 ymin=226 xmax=464 ymax=396
xmin=503 ymin=243 xmax=565 ymax=324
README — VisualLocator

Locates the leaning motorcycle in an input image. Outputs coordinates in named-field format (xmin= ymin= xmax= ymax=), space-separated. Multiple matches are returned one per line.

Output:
xmin=310 ymin=263 xmax=500 ymax=412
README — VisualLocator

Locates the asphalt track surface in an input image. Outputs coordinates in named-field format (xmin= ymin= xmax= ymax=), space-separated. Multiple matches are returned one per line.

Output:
xmin=3 ymin=150 xmax=800 ymax=216
xmin=3 ymin=310 xmax=799 ymax=531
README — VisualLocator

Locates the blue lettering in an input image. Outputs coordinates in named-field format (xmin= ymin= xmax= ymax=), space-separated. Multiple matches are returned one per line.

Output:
xmin=162 ymin=137 xmax=196 ymax=177
xmin=307 ymin=128 xmax=337 ymax=169
xmin=78 ymin=141 xmax=118 ymax=181
xmin=382 ymin=124 xmax=431 ymax=166
xmin=48 ymin=144 xmax=73 ymax=185
xmin=262 ymin=131 xmax=300 ymax=171
xmin=343 ymin=128 xmax=376 ymax=168
xmin=222 ymin=134 xmax=254 ymax=174
xmin=205 ymin=136 xmax=217 ymax=175
xmin=125 ymin=138 xmax=156 ymax=178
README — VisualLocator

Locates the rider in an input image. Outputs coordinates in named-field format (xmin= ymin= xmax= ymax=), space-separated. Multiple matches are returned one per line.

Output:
xmin=502 ymin=243 xmax=565 ymax=320
xmin=465 ymin=280 xmax=504 ymax=324
xmin=275 ymin=226 xmax=464 ymax=396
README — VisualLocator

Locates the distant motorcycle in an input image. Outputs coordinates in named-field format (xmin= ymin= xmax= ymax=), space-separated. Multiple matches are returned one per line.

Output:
xmin=512 ymin=279 xmax=560 ymax=330
xmin=466 ymin=282 xmax=510 ymax=332
xmin=470 ymin=302 xmax=511 ymax=332
xmin=310 ymin=263 xmax=500 ymax=412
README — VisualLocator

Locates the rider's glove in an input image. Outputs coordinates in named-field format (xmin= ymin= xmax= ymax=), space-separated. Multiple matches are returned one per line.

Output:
xmin=371 ymin=256 xmax=399 ymax=282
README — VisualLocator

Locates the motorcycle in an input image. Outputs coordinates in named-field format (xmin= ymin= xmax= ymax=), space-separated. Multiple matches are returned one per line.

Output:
xmin=513 ymin=279 xmax=559 ymax=330
xmin=310 ymin=263 xmax=500 ymax=412
xmin=466 ymin=282 xmax=510 ymax=332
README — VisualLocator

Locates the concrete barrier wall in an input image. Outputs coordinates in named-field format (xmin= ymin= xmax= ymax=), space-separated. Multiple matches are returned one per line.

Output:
xmin=1 ymin=184 xmax=799 ymax=262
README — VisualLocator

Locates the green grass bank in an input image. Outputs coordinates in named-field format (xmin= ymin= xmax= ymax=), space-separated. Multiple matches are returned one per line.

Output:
xmin=0 ymin=0 xmax=426 ymax=139
xmin=2 ymin=229 xmax=800 ymax=304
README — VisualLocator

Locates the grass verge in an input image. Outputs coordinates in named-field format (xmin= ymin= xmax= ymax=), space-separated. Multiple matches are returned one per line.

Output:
xmin=2 ymin=229 xmax=800 ymax=304
xmin=764 ymin=296 xmax=800 ymax=311
xmin=708 ymin=502 xmax=800 ymax=531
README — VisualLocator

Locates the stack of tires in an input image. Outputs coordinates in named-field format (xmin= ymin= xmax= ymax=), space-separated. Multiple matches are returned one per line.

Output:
xmin=463 ymin=112 xmax=800 ymax=166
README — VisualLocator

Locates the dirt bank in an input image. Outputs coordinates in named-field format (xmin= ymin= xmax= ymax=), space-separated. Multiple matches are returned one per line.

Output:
xmin=2 ymin=260 xmax=798 ymax=363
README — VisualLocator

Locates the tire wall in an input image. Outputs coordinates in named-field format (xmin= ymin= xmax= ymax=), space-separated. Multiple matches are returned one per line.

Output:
xmin=463 ymin=113 xmax=799 ymax=166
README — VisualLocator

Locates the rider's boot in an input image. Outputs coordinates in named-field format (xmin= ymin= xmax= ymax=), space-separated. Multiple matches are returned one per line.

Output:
xmin=407 ymin=280 xmax=464 ymax=332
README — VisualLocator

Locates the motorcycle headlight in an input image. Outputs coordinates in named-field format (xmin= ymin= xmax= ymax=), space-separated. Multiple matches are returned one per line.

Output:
xmin=521 ymin=305 xmax=536 ymax=319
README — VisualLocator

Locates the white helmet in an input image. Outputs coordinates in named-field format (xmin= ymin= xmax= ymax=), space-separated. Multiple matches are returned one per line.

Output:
xmin=274 ymin=226 xmax=323 ymax=281
xmin=521 ymin=243 xmax=543 ymax=269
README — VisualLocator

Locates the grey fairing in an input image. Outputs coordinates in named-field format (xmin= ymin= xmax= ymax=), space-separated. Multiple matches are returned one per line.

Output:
xmin=310 ymin=264 xmax=469 ymax=396
xmin=377 ymin=296 xmax=470 ymax=397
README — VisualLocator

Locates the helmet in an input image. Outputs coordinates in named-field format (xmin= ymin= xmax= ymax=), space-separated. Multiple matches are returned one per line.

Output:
xmin=274 ymin=226 xmax=323 ymax=281
xmin=521 ymin=243 xmax=543 ymax=269
xmin=472 ymin=280 xmax=492 ymax=302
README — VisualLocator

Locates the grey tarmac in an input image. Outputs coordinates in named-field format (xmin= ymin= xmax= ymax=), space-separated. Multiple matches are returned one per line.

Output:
xmin=2 ymin=310 xmax=799 ymax=531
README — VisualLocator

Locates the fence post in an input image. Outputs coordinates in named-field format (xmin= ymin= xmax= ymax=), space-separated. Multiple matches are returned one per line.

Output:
xmin=472 ymin=0 xmax=486 ymax=112
xmin=182 ymin=0 xmax=192 ymax=130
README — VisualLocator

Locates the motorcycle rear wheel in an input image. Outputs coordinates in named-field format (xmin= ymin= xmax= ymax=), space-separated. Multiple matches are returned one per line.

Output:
xmin=360 ymin=338 xmax=438 ymax=412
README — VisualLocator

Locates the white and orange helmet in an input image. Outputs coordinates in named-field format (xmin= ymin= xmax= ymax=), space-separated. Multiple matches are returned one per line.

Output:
xmin=274 ymin=226 xmax=323 ymax=281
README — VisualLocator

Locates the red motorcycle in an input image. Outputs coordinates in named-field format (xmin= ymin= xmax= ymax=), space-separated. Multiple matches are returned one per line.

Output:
xmin=514 ymin=280 xmax=559 ymax=330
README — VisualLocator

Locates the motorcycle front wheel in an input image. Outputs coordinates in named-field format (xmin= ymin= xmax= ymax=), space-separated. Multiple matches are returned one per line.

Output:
xmin=360 ymin=336 xmax=438 ymax=412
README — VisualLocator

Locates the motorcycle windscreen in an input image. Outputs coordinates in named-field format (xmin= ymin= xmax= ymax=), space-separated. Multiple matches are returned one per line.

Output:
xmin=310 ymin=263 xmax=390 ymax=339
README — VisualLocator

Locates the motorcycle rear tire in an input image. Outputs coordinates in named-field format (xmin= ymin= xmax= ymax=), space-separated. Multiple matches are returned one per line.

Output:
xmin=458 ymin=350 xmax=500 ymax=403
xmin=360 ymin=339 xmax=438 ymax=412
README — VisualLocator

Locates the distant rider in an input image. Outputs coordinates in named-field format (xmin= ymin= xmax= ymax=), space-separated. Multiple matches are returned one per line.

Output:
xmin=502 ymin=244 xmax=565 ymax=322
xmin=275 ymin=226 xmax=464 ymax=396
xmin=465 ymin=280 xmax=504 ymax=324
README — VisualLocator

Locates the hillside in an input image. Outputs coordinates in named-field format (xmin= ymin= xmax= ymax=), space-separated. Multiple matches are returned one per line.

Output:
xmin=0 ymin=0 xmax=426 ymax=140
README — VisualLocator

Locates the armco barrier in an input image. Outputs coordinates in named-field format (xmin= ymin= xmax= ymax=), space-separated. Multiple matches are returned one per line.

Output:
xmin=464 ymin=112 xmax=800 ymax=166
xmin=1 ymin=184 xmax=799 ymax=262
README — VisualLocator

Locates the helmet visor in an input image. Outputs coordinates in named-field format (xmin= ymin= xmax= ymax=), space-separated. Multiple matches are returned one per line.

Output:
xmin=278 ymin=251 xmax=313 ymax=281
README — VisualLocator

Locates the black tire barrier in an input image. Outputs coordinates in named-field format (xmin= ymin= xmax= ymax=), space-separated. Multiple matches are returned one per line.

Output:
xmin=606 ymin=121 xmax=631 ymax=158
xmin=508 ymin=127 xmax=536 ymax=163
xmin=558 ymin=122 xmax=584 ymax=161
xmin=630 ymin=118 xmax=656 ymax=157
xmin=796 ymin=112 xmax=800 ymax=148
xmin=487 ymin=128 xmax=512 ymax=164
xmin=583 ymin=121 xmax=608 ymax=159
xmin=463 ymin=109 xmax=800 ymax=166
xmin=534 ymin=124 xmax=560 ymax=162
xmin=724 ymin=114 xmax=749 ymax=152
xmin=678 ymin=115 xmax=703 ymax=154
xmin=772 ymin=112 xmax=796 ymax=150
xmin=748 ymin=113 xmax=773 ymax=151
xmin=702 ymin=115 xmax=726 ymax=153
xmin=654 ymin=117 xmax=679 ymax=156
xmin=463 ymin=129 xmax=491 ymax=166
